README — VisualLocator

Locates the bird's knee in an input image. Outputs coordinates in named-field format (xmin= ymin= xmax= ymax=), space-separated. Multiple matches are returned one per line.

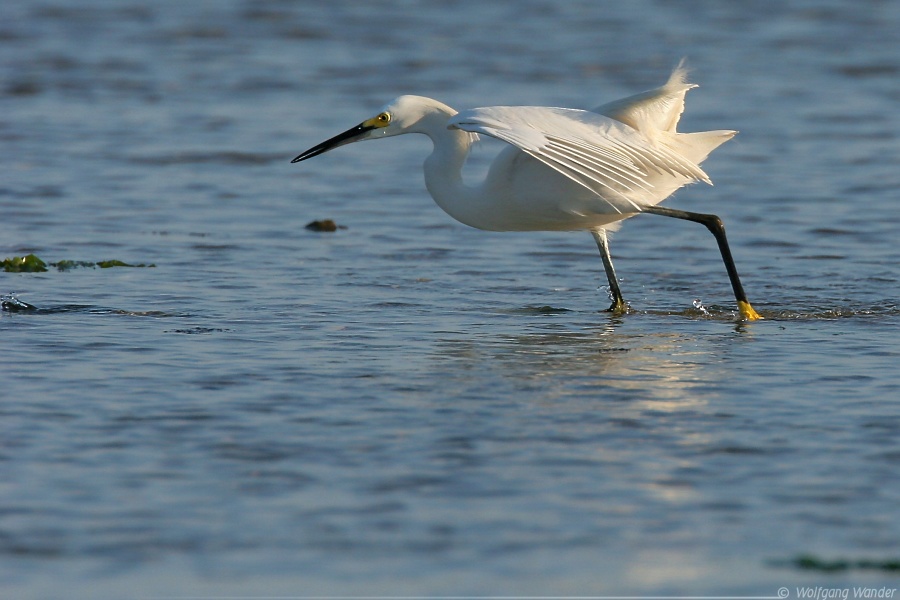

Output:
xmin=702 ymin=213 xmax=725 ymax=233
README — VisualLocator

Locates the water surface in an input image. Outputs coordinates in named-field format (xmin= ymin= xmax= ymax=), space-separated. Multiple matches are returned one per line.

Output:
xmin=2 ymin=1 xmax=899 ymax=598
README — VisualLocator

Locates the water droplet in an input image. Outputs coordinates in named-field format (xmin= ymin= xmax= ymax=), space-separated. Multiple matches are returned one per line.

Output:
xmin=692 ymin=298 xmax=709 ymax=315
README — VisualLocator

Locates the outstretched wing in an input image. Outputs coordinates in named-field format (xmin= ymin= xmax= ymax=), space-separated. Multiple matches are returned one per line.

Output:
xmin=448 ymin=106 xmax=709 ymax=213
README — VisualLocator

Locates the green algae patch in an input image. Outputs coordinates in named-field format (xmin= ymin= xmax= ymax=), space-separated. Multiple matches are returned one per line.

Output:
xmin=2 ymin=254 xmax=48 ymax=272
xmin=96 ymin=260 xmax=155 ymax=268
xmin=54 ymin=260 xmax=99 ymax=271
xmin=52 ymin=259 xmax=155 ymax=270
xmin=2 ymin=255 xmax=155 ymax=272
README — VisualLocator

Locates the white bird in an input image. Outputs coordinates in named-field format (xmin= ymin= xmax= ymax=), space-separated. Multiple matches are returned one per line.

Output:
xmin=293 ymin=63 xmax=761 ymax=321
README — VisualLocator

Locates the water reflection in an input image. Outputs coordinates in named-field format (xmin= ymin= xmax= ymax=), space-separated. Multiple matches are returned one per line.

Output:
xmin=432 ymin=315 xmax=730 ymax=409
xmin=426 ymin=317 xmax=759 ymax=516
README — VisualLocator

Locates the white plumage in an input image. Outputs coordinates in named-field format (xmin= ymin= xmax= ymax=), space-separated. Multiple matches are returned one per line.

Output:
xmin=293 ymin=63 xmax=760 ymax=320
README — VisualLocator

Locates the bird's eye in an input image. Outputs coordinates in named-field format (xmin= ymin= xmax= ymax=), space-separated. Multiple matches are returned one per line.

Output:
xmin=362 ymin=112 xmax=392 ymax=129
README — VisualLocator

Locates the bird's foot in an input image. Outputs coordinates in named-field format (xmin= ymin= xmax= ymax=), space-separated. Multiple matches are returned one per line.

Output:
xmin=738 ymin=301 xmax=762 ymax=321
xmin=605 ymin=299 xmax=629 ymax=315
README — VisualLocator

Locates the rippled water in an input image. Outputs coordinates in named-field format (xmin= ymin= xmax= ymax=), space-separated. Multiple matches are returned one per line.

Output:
xmin=2 ymin=1 xmax=899 ymax=598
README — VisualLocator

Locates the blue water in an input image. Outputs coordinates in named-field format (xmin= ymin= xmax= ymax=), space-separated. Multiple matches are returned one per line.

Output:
xmin=2 ymin=1 xmax=899 ymax=598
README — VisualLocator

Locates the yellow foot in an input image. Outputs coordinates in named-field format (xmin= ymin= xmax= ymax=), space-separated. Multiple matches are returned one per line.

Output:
xmin=606 ymin=299 xmax=628 ymax=314
xmin=738 ymin=300 xmax=762 ymax=321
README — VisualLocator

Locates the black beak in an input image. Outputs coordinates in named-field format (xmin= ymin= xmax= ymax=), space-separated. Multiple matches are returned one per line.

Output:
xmin=291 ymin=123 xmax=375 ymax=163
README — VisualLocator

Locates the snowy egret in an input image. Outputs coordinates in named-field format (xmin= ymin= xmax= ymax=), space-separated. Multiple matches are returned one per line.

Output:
xmin=292 ymin=64 xmax=761 ymax=321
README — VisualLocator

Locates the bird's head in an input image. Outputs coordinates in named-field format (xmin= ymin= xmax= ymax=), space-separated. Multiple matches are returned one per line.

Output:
xmin=291 ymin=96 xmax=455 ymax=163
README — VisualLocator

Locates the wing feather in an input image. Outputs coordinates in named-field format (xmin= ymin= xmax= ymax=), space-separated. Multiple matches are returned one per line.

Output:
xmin=449 ymin=106 xmax=709 ymax=212
xmin=541 ymin=140 xmax=653 ymax=192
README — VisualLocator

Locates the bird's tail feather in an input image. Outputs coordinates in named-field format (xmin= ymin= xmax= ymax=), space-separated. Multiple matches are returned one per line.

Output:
xmin=667 ymin=129 xmax=737 ymax=167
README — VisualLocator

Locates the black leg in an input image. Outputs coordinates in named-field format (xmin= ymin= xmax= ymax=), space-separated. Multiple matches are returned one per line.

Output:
xmin=642 ymin=205 xmax=761 ymax=321
xmin=591 ymin=228 xmax=627 ymax=313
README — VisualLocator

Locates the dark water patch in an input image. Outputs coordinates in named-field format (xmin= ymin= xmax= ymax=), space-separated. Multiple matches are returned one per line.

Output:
xmin=609 ymin=417 xmax=643 ymax=428
xmin=1 ymin=294 xmax=37 ymax=312
xmin=834 ymin=63 xmax=900 ymax=79
xmin=189 ymin=242 xmax=241 ymax=252
xmin=161 ymin=26 xmax=230 ymax=41
xmin=2 ymin=302 xmax=88 ymax=315
xmin=699 ymin=500 xmax=748 ymax=512
xmin=0 ymin=28 xmax=25 ymax=43
xmin=233 ymin=77 xmax=300 ymax=93
xmin=749 ymin=238 xmax=801 ymax=249
xmin=277 ymin=25 xmax=330 ymax=41
xmin=2 ymin=301 xmax=189 ymax=318
xmin=236 ymin=469 xmax=317 ymax=495
xmin=818 ymin=374 xmax=874 ymax=383
xmin=703 ymin=445 xmax=781 ymax=456
xmin=212 ymin=441 xmax=302 ymax=463
xmin=524 ymin=250 xmax=594 ymax=261
xmin=0 ymin=539 xmax=64 ymax=558
xmin=113 ymin=410 xmax=217 ymax=424
xmin=809 ymin=227 xmax=856 ymax=236
xmin=32 ymin=4 xmax=154 ymax=23
xmin=369 ymin=301 xmax=424 ymax=309
xmin=796 ymin=129 xmax=895 ymax=142
xmin=168 ymin=327 xmax=231 ymax=334
xmin=843 ymin=182 xmax=899 ymax=195
xmin=151 ymin=231 xmax=212 ymax=239
xmin=106 ymin=309 xmax=189 ymax=318
xmin=369 ymin=474 xmax=450 ymax=495
xmin=380 ymin=248 xmax=454 ymax=261
xmin=771 ymin=554 xmax=900 ymax=573
xmin=127 ymin=151 xmax=284 ymax=166
xmin=505 ymin=305 xmax=575 ymax=315
xmin=4 ymin=80 xmax=42 ymax=96
xmin=862 ymin=418 xmax=900 ymax=432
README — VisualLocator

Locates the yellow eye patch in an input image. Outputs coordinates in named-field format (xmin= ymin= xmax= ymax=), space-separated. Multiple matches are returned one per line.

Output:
xmin=363 ymin=112 xmax=392 ymax=128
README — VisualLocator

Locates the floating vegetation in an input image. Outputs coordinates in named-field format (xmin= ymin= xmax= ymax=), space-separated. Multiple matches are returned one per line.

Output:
xmin=54 ymin=260 xmax=100 ymax=271
xmin=2 ymin=254 xmax=47 ymax=272
xmin=305 ymin=219 xmax=346 ymax=232
xmin=2 ymin=254 xmax=155 ymax=272
xmin=96 ymin=260 xmax=155 ymax=268
xmin=774 ymin=554 xmax=900 ymax=573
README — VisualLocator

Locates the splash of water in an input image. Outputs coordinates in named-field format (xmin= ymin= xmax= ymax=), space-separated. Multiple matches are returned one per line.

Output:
xmin=692 ymin=298 xmax=710 ymax=316
xmin=1 ymin=293 xmax=37 ymax=312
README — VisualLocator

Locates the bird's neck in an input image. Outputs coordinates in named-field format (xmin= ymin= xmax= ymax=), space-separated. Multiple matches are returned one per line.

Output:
xmin=420 ymin=118 xmax=486 ymax=230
